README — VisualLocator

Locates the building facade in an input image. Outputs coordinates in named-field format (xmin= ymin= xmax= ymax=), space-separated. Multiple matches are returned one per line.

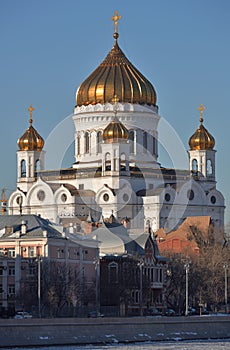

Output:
xmin=0 ymin=215 xmax=98 ymax=316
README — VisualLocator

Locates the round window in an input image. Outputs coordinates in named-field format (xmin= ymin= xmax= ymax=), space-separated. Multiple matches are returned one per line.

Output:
xmin=37 ymin=190 xmax=45 ymax=201
xmin=61 ymin=193 xmax=67 ymax=202
xmin=16 ymin=196 xmax=23 ymax=205
xmin=123 ymin=193 xmax=129 ymax=202
xmin=211 ymin=196 xmax=216 ymax=204
xmin=103 ymin=193 xmax=109 ymax=202
xmin=187 ymin=189 xmax=194 ymax=200
xmin=165 ymin=193 xmax=171 ymax=202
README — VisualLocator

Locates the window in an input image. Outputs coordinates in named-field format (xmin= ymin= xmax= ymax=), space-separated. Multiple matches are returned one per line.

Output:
xmin=131 ymin=290 xmax=139 ymax=304
xmin=105 ymin=153 xmax=111 ymax=171
xmin=129 ymin=130 xmax=134 ymax=153
xmin=21 ymin=159 xmax=26 ymax=177
xmin=37 ymin=190 xmax=45 ymax=201
xmin=120 ymin=153 xmax=126 ymax=171
xmin=0 ymin=284 xmax=3 ymax=293
xmin=108 ymin=262 xmax=118 ymax=283
xmin=85 ymin=132 xmax=89 ymax=153
xmin=8 ymin=249 xmax=15 ymax=258
xmin=35 ymin=159 xmax=41 ymax=172
xmin=79 ymin=184 xmax=84 ymax=190
xmin=29 ymin=265 xmax=36 ymax=275
xmin=61 ymin=193 xmax=67 ymax=202
xmin=207 ymin=159 xmax=213 ymax=175
xmin=97 ymin=131 xmax=102 ymax=153
xmin=165 ymin=193 xmax=171 ymax=202
xmin=103 ymin=193 xmax=109 ymax=202
xmin=187 ymin=189 xmax=194 ymax=200
xmin=192 ymin=159 xmax=198 ymax=173
xmin=28 ymin=247 xmax=35 ymax=257
xmin=143 ymin=132 xmax=147 ymax=153
xmin=9 ymin=266 xmax=15 ymax=276
xmin=8 ymin=285 xmax=15 ymax=295
xmin=77 ymin=134 xmax=81 ymax=155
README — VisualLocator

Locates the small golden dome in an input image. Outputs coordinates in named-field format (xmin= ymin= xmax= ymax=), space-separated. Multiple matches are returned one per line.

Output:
xmin=102 ymin=117 xmax=130 ymax=143
xmin=76 ymin=40 xmax=157 ymax=107
xmin=189 ymin=104 xmax=215 ymax=151
xmin=18 ymin=105 xmax=44 ymax=151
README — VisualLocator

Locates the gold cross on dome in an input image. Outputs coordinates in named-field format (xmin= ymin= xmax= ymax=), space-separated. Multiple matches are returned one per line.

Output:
xmin=28 ymin=104 xmax=35 ymax=125
xmin=198 ymin=103 xmax=205 ymax=122
xmin=112 ymin=94 xmax=119 ymax=116
xmin=112 ymin=11 xmax=121 ymax=34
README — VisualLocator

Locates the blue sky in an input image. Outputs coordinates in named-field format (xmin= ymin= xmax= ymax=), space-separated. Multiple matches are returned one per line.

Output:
xmin=1 ymin=0 xmax=230 ymax=227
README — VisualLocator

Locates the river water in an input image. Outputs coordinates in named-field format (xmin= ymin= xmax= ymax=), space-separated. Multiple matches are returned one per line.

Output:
xmin=5 ymin=340 xmax=230 ymax=350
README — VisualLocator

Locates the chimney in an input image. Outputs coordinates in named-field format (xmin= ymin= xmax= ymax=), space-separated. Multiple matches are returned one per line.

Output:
xmin=21 ymin=221 xmax=27 ymax=235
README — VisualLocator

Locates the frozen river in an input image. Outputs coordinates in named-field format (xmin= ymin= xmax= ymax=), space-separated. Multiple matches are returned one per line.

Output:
xmin=5 ymin=340 xmax=230 ymax=350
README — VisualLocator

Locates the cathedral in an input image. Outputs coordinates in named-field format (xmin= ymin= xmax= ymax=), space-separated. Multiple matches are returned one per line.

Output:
xmin=8 ymin=13 xmax=225 ymax=235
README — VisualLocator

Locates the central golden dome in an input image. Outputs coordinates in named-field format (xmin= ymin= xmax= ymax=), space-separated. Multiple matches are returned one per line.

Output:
xmin=76 ymin=37 xmax=157 ymax=107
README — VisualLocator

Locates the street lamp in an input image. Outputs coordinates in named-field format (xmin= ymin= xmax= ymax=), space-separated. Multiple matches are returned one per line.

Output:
xmin=37 ymin=255 xmax=42 ymax=318
xmin=223 ymin=262 xmax=228 ymax=313
xmin=94 ymin=257 xmax=100 ymax=315
xmin=138 ymin=259 xmax=144 ymax=316
xmin=184 ymin=262 xmax=190 ymax=316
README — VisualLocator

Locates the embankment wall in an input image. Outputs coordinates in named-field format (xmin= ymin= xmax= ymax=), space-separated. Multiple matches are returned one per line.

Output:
xmin=0 ymin=316 xmax=230 ymax=348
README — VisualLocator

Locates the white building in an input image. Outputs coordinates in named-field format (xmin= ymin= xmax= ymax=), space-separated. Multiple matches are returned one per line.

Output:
xmin=8 ymin=15 xmax=225 ymax=235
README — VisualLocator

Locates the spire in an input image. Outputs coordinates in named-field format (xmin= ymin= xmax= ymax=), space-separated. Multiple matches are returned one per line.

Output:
xmin=111 ymin=11 xmax=121 ymax=42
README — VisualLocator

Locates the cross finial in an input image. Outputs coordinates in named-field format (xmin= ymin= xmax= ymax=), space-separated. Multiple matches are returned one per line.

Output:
xmin=28 ymin=104 xmax=35 ymax=126
xmin=198 ymin=104 xmax=205 ymax=123
xmin=111 ymin=11 xmax=121 ymax=40
xmin=112 ymin=94 xmax=119 ymax=117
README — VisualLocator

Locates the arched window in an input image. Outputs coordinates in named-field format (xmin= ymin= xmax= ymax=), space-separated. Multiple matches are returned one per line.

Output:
xmin=207 ymin=159 xmax=213 ymax=175
xmin=129 ymin=130 xmax=134 ymax=153
xmin=97 ymin=131 xmax=102 ymax=153
xmin=77 ymin=135 xmax=81 ymax=155
xmin=192 ymin=159 xmax=198 ymax=173
xmin=21 ymin=160 xmax=26 ymax=177
xmin=35 ymin=159 xmax=40 ymax=172
xmin=120 ymin=153 xmax=126 ymax=171
xmin=85 ymin=132 xmax=89 ymax=154
xmin=143 ymin=131 xmax=147 ymax=153
xmin=105 ymin=152 xmax=111 ymax=171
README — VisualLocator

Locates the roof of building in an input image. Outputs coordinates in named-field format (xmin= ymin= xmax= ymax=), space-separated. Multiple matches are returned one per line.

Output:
xmin=0 ymin=215 xmax=64 ymax=240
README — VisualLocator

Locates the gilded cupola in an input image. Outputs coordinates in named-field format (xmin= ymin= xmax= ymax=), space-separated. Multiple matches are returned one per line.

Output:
xmin=76 ymin=12 xmax=157 ymax=107
xmin=189 ymin=104 xmax=215 ymax=151
xmin=102 ymin=116 xmax=130 ymax=144
xmin=18 ymin=105 xmax=44 ymax=151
